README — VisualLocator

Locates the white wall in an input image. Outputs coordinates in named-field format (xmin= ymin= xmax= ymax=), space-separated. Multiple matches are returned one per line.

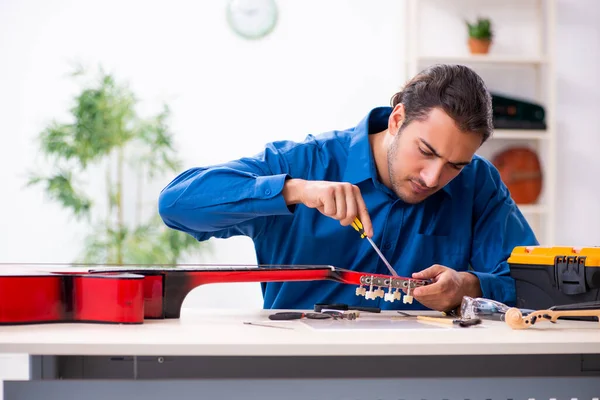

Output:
xmin=554 ymin=0 xmax=600 ymax=247
xmin=0 ymin=0 xmax=599 ymax=393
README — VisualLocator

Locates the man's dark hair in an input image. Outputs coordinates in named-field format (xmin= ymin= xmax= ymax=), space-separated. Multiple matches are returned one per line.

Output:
xmin=390 ymin=64 xmax=493 ymax=143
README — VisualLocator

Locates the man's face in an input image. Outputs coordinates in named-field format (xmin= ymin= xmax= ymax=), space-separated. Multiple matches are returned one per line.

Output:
xmin=386 ymin=106 xmax=482 ymax=204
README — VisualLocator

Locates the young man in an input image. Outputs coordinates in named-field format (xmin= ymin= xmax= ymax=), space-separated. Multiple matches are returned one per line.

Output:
xmin=158 ymin=64 xmax=538 ymax=312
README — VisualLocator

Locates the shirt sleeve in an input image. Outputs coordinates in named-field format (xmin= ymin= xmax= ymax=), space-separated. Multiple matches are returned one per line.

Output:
xmin=158 ymin=140 xmax=299 ymax=240
xmin=468 ymin=159 xmax=539 ymax=306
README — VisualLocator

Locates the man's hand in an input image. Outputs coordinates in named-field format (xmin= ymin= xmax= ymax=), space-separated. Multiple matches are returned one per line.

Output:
xmin=411 ymin=265 xmax=483 ymax=312
xmin=282 ymin=178 xmax=373 ymax=237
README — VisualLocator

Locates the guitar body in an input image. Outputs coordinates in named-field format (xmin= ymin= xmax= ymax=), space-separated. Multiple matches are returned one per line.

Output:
xmin=0 ymin=269 xmax=144 ymax=324
xmin=0 ymin=264 xmax=429 ymax=325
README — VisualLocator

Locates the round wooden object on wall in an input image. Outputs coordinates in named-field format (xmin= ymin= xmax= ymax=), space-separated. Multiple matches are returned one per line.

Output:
xmin=491 ymin=147 xmax=543 ymax=204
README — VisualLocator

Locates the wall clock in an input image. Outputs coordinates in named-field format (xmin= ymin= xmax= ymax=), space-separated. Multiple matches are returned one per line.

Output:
xmin=226 ymin=0 xmax=278 ymax=40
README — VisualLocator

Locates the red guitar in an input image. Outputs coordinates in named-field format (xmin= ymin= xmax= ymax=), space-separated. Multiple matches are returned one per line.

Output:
xmin=0 ymin=263 xmax=429 ymax=325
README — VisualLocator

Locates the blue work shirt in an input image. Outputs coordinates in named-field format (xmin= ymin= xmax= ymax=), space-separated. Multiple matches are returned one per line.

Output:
xmin=158 ymin=107 xmax=538 ymax=310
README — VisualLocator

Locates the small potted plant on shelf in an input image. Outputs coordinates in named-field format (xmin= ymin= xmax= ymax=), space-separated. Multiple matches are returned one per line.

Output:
xmin=466 ymin=17 xmax=493 ymax=54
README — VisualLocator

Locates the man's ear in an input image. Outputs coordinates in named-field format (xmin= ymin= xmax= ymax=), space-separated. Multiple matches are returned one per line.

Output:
xmin=389 ymin=103 xmax=405 ymax=136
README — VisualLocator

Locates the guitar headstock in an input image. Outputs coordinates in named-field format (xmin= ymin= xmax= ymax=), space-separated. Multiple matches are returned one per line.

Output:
xmin=354 ymin=274 xmax=429 ymax=304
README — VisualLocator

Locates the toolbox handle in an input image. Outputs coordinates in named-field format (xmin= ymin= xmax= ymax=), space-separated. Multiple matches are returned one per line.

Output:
xmin=555 ymin=255 xmax=588 ymax=295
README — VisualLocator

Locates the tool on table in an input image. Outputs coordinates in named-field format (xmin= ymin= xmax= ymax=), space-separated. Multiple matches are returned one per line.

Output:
xmin=504 ymin=301 xmax=600 ymax=330
xmin=351 ymin=217 xmax=398 ymax=277
xmin=461 ymin=296 xmax=535 ymax=322
xmin=321 ymin=310 xmax=359 ymax=320
xmin=314 ymin=303 xmax=380 ymax=313
xmin=243 ymin=321 xmax=294 ymax=330
xmin=416 ymin=315 xmax=482 ymax=328
xmin=268 ymin=312 xmax=332 ymax=321
xmin=269 ymin=311 xmax=358 ymax=321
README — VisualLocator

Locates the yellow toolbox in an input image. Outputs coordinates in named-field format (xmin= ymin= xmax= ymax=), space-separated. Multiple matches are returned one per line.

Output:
xmin=508 ymin=246 xmax=600 ymax=310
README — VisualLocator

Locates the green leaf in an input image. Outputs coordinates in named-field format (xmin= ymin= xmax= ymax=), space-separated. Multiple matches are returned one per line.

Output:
xmin=465 ymin=17 xmax=493 ymax=40
xmin=27 ymin=171 xmax=92 ymax=219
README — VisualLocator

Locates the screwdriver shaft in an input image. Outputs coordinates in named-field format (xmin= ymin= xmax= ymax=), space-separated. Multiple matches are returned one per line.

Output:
xmin=366 ymin=237 xmax=398 ymax=276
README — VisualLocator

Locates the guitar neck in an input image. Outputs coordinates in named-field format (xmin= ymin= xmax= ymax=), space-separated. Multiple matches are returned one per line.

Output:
xmin=87 ymin=264 xmax=355 ymax=286
xmin=181 ymin=265 xmax=344 ymax=285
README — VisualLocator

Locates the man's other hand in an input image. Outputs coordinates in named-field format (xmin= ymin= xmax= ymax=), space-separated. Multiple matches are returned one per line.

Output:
xmin=282 ymin=179 xmax=373 ymax=237
xmin=411 ymin=264 xmax=483 ymax=312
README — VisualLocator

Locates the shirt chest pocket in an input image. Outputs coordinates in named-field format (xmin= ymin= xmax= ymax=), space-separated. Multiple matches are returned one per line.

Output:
xmin=401 ymin=193 xmax=471 ymax=271
xmin=411 ymin=233 xmax=470 ymax=271
xmin=416 ymin=194 xmax=455 ymax=236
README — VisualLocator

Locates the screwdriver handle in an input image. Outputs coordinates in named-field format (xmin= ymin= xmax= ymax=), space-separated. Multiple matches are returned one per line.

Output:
xmin=351 ymin=217 xmax=367 ymax=239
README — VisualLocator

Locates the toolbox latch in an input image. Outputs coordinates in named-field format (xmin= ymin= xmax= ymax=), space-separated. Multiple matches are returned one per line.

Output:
xmin=555 ymin=255 xmax=588 ymax=295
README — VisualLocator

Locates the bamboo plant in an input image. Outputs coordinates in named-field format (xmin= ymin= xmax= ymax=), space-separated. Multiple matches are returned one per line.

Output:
xmin=28 ymin=65 xmax=209 ymax=265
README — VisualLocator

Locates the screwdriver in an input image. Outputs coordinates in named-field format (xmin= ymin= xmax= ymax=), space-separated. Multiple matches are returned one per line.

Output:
xmin=351 ymin=217 xmax=399 ymax=277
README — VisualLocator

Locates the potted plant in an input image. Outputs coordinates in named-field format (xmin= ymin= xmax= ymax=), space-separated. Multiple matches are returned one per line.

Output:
xmin=27 ymin=65 xmax=210 ymax=265
xmin=466 ymin=17 xmax=493 ymax=54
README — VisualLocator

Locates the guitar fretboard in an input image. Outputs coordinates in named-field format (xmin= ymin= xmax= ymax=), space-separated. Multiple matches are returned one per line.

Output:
xmin=86 ymin=264 xmax=336 ymax=274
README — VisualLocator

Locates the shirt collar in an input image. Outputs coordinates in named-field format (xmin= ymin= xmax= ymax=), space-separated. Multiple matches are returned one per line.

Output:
xmin=342 ymin=107 xmax=390 ymax=185
xmin=343 ymin=106 xmax=453 ymax=199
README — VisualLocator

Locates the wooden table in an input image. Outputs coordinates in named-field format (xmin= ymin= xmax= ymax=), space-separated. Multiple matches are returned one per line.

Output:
xmin=1 ymin=308 xmax=599 ymax=399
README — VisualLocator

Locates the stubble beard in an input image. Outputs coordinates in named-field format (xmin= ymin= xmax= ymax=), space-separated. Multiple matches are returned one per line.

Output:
xmin=387 ymin=135 xmax=427 ymax=205
xmin=387 ymin=136 xmax=410 ymax=203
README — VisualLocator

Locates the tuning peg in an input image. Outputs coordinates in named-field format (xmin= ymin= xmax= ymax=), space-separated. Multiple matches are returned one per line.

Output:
xmin=373 ymin=287 xmax=384 ymax=298
xmin=403 ymin=284 xmax=414 ymax=304
xmin=355 ymin=286 xmax=367 ymax=296
xmin=383 ymin=287 xmax=400 ymax=303
xmin=384 ymin=287 xmax=401 ymax=302
xmin=362 ymin=280 xmax=379 ymax=300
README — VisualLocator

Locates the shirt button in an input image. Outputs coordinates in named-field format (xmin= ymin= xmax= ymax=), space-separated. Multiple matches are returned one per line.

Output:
xmin=265 ymin=189 xmax=271 ymax=195
xmin=383 ymin=243 xmax=391 ymax=250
